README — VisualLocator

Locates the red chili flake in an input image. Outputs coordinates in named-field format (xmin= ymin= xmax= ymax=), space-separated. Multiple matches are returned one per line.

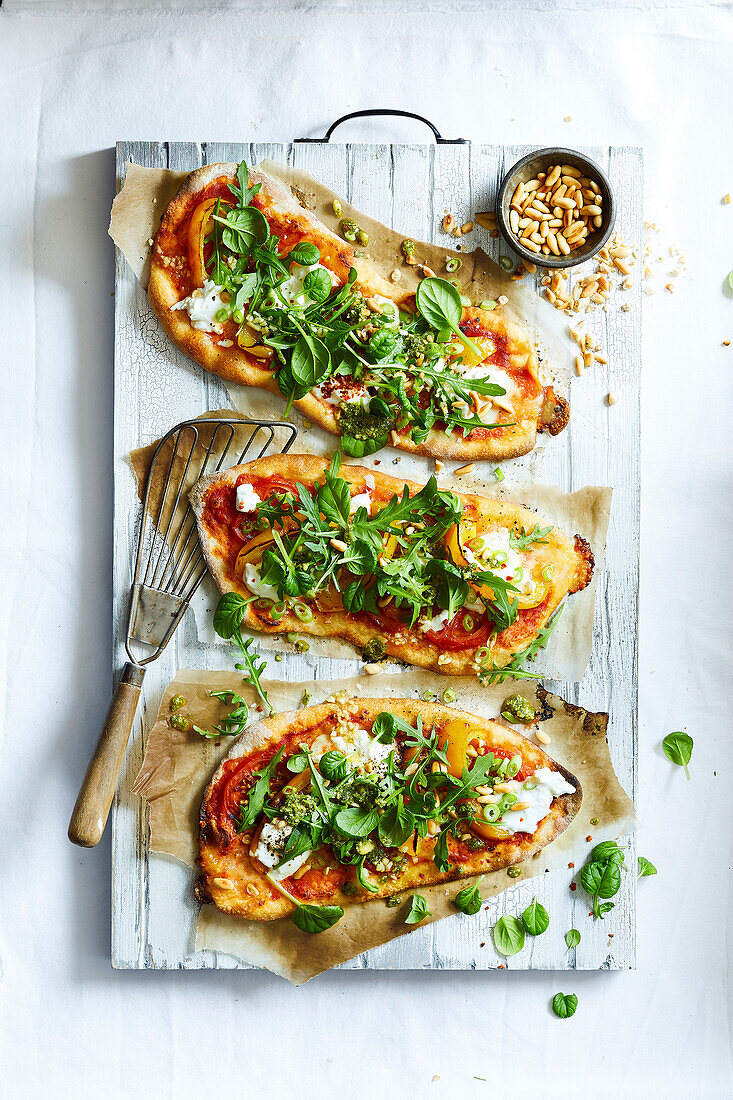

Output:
xmin=480 ymin=942 xmax=485 ymax=948
xmin=373 ymin=460 xmax=381 ymax=465
xmin=498 ymin=964 xmax=505 ymax=969
xmin=609 ymin=933 xmax=614 ymax=938
xmin=568 ymin=862 xmax=575 ymax=869
xmin=586 ymin=835 xmax=593 ymax=842
xmin=569 ymin=883 xmax=577 ymax=891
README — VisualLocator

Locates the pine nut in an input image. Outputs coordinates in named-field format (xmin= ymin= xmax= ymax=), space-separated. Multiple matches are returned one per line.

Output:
xmin=455 ymin=462 xmax=475 ymax=475
xmin=246 ymin=883 xmax=259 ymax=896
xmin=293 ymin=864 xmax=311 ymax=880
xmin=509 ymin=209 xmax=520 ymax=234
xmin=544 ymin=288 xmax=557 ymax=303
xmin=557 ymin=234 xmax=570 ymax=255
xmin=524 ymin=179 xmax=540 ymax=191
xmin=536 ymin=731 xmax=551 ymax=745
xmin=511 ymin=183 xmax=525 ymax=206
xmin=364 ymin=663 xmax=382 ymax=675
xmin=523 ymin=239 xmax=541 ymax=253
xmin=213 ymin=878 xmax=236 ymax=890
xmin=561 ymin=164 xmax=582 ymax=177
xmin=581 ymin=204 xmax=603 ymax=216
xmin=329 ymin=537 xmax=347 ymax=552
xmin=442 ymin=214 xmax=456 ymax=233
xmin=513 ymin=802 xmax=531 ymax=812
xmin=427 ymin=819 xmax=439 ymax=837
xmin=493 ymin=782 xmax=514 ymax=793
xmin=614 ymin=258 xmax=631 ymax=275
xmin=546 ymin=165 xmax=561 ymax=188
xmin=575 ymin=355 xmax=584 ymax=376
xmin=606 ymin=391 xmax=619 ymax=405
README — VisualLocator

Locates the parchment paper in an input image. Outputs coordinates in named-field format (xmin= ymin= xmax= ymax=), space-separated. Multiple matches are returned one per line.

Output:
xmin=108 ymin=158 xmax=576 ymax=481
xmin=133 ymin=668 xmax=635 ymax=985
xmin=128 ymin=415 xmax=611 ymax=682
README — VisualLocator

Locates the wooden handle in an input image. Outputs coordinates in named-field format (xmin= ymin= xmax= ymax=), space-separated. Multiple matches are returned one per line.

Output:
xmin=68 ymin=662 xmax=145 ymax=847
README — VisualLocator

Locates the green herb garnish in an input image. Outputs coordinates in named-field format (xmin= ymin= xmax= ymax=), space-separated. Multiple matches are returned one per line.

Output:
xmin=662 ymin=731 xmax=693 ymax=780
xmin=213 ymin=593 xmax=271 ymax=713
xmin=454 ymin=877 xmax=484 ymax=915
xmin=405 ymin=894 xmax=431 ymax=924
xmin=193 ymin=690 xmax=250 ymax=739
xmin=579 ymin=840 xmax=625 ymax=919
xmin=521 ymin=897 xmax=549 ymax=936
xmin=637 ymin=856 xmax=657 ymax=879
xmin=552 ymin=993 xmax=578 ymax=1019
xmin=492 ymin=914 xmax=525 ymax=956
xmin=565 ymin=928 xmax=581 ymax=949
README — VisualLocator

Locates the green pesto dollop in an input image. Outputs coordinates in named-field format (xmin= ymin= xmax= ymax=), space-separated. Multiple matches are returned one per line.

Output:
xmin=338 ymin=402 xmax=394 ymax=443
xmin=362 ymin=637 xmax=386 ymax=663
xmin=501 ymin=693 xmax=537 ymax=724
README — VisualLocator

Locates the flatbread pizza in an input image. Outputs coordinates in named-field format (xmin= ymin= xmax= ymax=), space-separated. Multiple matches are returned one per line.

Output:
xmin=149 ymin=160 xmax=568 ymax=462
xmin=196 ymin=696 xmax=581 ymax=926
xmin=190 ymin=453 xmax=594 ymax=681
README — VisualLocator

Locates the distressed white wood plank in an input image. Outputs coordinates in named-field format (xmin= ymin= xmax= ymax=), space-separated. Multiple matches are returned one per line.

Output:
xmin=112 ymin=141 xmax=640 ymax=973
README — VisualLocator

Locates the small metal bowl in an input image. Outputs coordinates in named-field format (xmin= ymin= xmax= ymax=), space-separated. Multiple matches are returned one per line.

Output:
xmin=496 ymin=147 xmax=615 ymax=270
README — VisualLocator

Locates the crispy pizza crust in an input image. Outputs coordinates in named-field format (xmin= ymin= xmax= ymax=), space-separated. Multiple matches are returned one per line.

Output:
xmin=189 ymin=454 xmax=594 ymax=675
xmin=148 ymin=163 xmax=565 ymax=461
xmin=196 ymin=697 xmax=582 ymax=921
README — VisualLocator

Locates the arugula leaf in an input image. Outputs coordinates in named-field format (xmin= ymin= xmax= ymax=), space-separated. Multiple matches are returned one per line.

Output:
xmin=405 ymin=894 xmax=430 ymax=924
xmin=637 ymin=856 xmax=657 ymax=879
xmin=454 ymin=877 xmax=484 ymax=915
xmin=552 ymin=993 xmax=578 ymax=1019
xmin=432 ymin=828 xmax=452 ymax=873
xmin=193 ymin=690 xmax=250 ymax=739
xmin=291 ymin=903 xmax=344 ymax=934
xmin=492 ymin=914 xmax=525 ymax=956
xmin=509 ymin=524 xmax=553 ymax=550
xmin=522 ymin=897 xmax=549 ymax=936
xmin=662 ymin=731 xmax=693 ymax=780
xmin=565 ymin=929 xmax=581 ymax=949
xmin=235 ymin=746 xmax=284 ymax=830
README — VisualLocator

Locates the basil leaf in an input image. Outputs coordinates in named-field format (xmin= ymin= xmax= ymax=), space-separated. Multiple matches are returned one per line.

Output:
xmin=291 ymin=903 xmax=344 ymax=934
xmin=290 ymin=334 xmax=331 ymax=389
xmin=334 ymin=806 xmax=379 ymax=838
xmin=454 ymin=877 xmax=484 ymax=916
xmin=662 ymin=731 xmax=693 ymax=780
xmin=595 ymin=901 xmax=615 ymax=917
xmin=303 ymin=267 xmax=332 ymax=302
xmin=356 ymin=858 xmax=379 ymax=894
xmin=552 ymin=992 xmax=578 ymax=1019
xmin=342 ymin=580 xmax=366 ymax=612
xmin=212 ymin=592 xmax=249 ymax=639
xmin=565 ymin=928 xmax=581 ymax=949
xmin=521 ymin=897 xmax=549 ymax=936
xmin=317 ymin=467 xmax=352 ymax=527
xmin=378 ymin=796 xmax=415 ymax=848
xmin=637 ymin=856 xmax=657 ymax=879
xmin=286 ymin=753 xmax=309 ymax=774
xmin=432 ymin=828 xmax=452 ymax=873
xmin=590 ymin=841 xmax=625 ymax=864
xmin=492 ymin=914 xmax=526 ymax=956
xmin=340 ymin=429 xmax=391 ymax=459
xmin=416 ymin=276 xmax=462 ymax=331
xmin=405 ymin=894 xmax=430 ymax=924
xmin=236 ymin=746 xmax=284 ymax=830
xmin=581 ymin=860 xmax=621 ymax=900
xmin=217 ymin=206 xmax=269 ymax=256
xmin=288 ymin=242 xmax=320 ymax=267
xmin=415 ymin=277 xmax=483 ymax=360
xmin=319 ymin=751 xmax=349 ymax=783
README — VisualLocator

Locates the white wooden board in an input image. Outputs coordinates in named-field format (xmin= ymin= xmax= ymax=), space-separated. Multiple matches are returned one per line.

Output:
xmin=112 ymin=139 xmax=641 ymax=972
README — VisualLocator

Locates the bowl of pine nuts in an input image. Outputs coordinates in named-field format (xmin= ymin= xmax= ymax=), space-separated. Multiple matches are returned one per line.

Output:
xmin=496 ymin=148 xmax=615 ymax=269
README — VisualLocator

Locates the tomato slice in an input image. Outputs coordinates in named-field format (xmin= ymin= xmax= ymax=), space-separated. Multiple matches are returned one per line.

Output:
xmin=423 ymin=609 xmax=490 ymax=649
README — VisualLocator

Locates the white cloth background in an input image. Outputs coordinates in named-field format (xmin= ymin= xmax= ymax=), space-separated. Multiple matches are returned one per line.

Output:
xmin=1 ymin=2 xmax=731 ymax=1097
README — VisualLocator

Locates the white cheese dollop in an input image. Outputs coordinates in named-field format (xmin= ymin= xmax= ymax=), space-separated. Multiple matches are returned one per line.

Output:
xmin=280 ymin=262 xmax=338 ymax=309
xmin=332 ymin=725 xmax=392 ymax=772
xmin=463 ymin=526 xmax=536 ymax=599
xmin=419 ymin=608 xmax=451 ymax=634
xmin=496 ymin=767 xmax=575 ymax=835
xmin=254 ymin=821 xmax=311 ymax=880
xmin=171 ymin=280 xmax=228 ymax=334
xmin=243 ymin=562 xmax=280 ymax=602
xmin=349 ymin=491 xmax=372 ymax=514
xmin=235 ymin=482 xmax=262 ymax=513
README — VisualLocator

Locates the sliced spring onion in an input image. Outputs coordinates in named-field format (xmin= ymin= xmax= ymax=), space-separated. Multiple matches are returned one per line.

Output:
xmin=462 ymin=614 xmax=475 ymax=632
xmin=214 ymin=307 xmax=230 ymax=323
xmin=513 ymin=566 xmax=524 ymax=582
xmin=491 ymin=551 xmax=508 ymax=566
xmin=270 ymin=602 xmax=287 ymax=622
xmin=475 ymin=646 xmax=491 ymax=662
xmin=442 ymin=688 xmax=457 ymax=703
xmin=498 ymin=255 xmax=513 ymax=271
xmin=286 ymin=631 xmax=299 ymax=643
xmin=494 ymin=467 xmax=504 ymax=482
xmin=293 ymin=602 xmax=314 ymax=623
xmin=542 ymin=565 xmax=555 ymax=581
xmin=445 ymin=257 xmax=462 ymax=273
xmin=460 ymin=294 xmax=471 ymax=307
xmin=481 ymin=804 xmax=500 ymax=822
xmin=503 ymin=791 xmax=518 ymax=807
xmin=255 ymin=597 xmax=274 ymax=611
xmin=479 ymin=299 xmax=497 ymax=311
xmin=523 ymin=776 xmax=538 ymax=790
xmin=421 ymin=689 xmax=436 ymax=701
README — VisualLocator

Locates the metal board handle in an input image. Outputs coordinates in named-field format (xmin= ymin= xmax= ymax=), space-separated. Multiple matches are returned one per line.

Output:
xmin=295 ymin=109 xmax=467 ymax=144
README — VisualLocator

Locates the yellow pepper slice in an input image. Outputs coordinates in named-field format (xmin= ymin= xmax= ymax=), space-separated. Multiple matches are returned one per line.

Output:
xmin=188 ymin=196 xmax=232 ymax=287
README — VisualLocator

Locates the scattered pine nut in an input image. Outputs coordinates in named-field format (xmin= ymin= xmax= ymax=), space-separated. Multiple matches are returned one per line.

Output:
xmin=606 ymin=392 xmax=619 ymax=405
xmin=329 ymin=537 xmax=348 ymax=552
xmin=454 ymin=462 xmax=475 ymax=476
xmin=364 ymin=663 xmax=382 ymax=675
xmin=536 ymin=731 xmax=551 ymax=745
